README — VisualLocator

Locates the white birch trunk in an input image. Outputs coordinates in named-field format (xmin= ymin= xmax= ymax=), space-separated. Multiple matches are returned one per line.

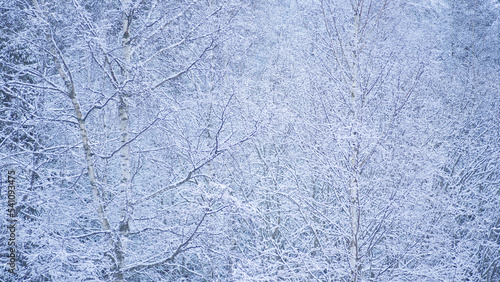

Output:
xmin=115 ymin=1 xmax=133 ymax=280
xmin=348 ymin=6 xmax=361 ymax=282
xmin=119 ymin=1 xmax=132 ymax=233
xmin=30 ymin=0 xmax=111 ymax=233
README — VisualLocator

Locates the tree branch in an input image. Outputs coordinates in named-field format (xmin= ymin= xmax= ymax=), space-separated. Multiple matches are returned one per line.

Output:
xmin=152 ymin=39 xmax=215 ymax=89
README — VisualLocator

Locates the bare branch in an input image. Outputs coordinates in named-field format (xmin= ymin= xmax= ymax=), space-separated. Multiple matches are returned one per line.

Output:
xmin=123 ymin=212 xmax=208 ymax=272
xmin=152 ymin=39 xmax=215 ymax=89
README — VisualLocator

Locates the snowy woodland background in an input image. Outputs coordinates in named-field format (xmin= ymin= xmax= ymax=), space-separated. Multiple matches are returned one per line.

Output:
xmin=0 ymin=0 xmax=499 ymax=281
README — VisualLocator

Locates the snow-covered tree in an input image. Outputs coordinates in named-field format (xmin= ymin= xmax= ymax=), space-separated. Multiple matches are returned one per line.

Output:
xmin=2 ymin=0 xmax=254 ymax=280
xmin=1 ymin=0 xmax=498 ymax=281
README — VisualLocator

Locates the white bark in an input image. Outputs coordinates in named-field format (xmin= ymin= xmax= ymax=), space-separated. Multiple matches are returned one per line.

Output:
xmin=348 ymin=5 xmax=361 ymax=282
xmin=116 ymin=1 xmax=133 ymax=280
xmin=31 ymin=0 xmax=111 ymax=232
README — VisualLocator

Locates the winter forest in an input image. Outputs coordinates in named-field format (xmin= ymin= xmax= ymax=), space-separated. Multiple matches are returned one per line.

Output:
xmin=0 ymin=0 xmax=499 ymax=281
